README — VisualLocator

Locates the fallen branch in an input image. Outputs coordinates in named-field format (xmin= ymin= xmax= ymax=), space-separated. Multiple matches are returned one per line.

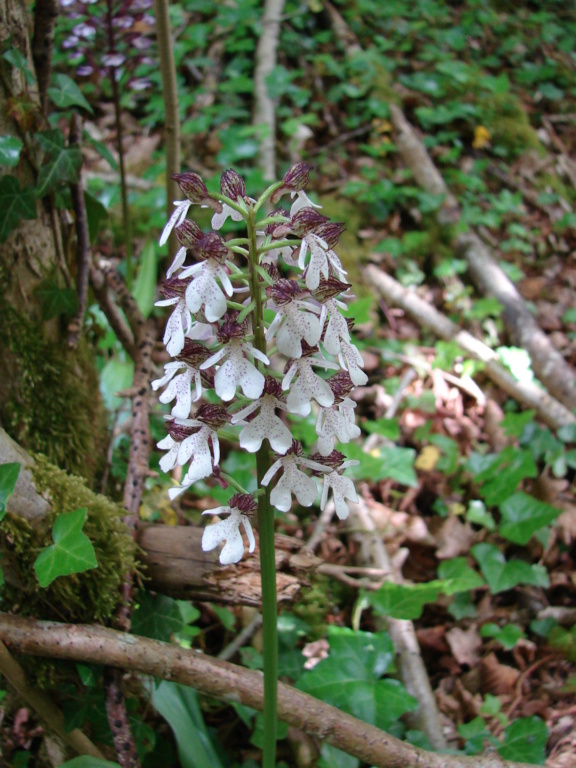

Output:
xmin=388 ymin=105 xmax=576 ymax=414
xmin=0 ymin=613 xmax=539 ymax=768
xmin=367 ymin=264 xmax=575 ymax=430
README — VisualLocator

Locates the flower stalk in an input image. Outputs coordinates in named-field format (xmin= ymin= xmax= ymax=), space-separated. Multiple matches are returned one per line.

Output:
xmin=154 ymin=164 xmax=366 ymax=765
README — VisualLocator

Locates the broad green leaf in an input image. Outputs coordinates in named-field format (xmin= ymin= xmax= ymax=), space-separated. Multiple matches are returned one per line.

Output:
xmin=85 ymin=135 xmax=118 ymax=171
xmin=344 ymin=443 xmax=418 ymax=487
xmin=34 ymin=508 xmax=98 ymax=587
xmin=47 ymin=74 xmax=93 ymax=113
xmin=501 ymin=410 xmax=536 ymax=438
xmin=35 ymin=279 xmax=78 ymax=319
xmin=60 ymin=759 xmax=121 ymax=768
xmin=0 ymin=136 xmax=23 ymax=167
xmin=152 ymin=682 xmax=225 ymax=768
xmin=132 ymin=241 xmax=158 ymax=318
xmin=84 ymin=191 xmax=109 ymax=242
xmin=498 ymin=717 xmax=548 ymax=765
xmin=36 ymin=129 xmax=82 ymax=196
xmin=0 ymin=462 xmax=20 ymax=522
xmin=466 ymin=499 xmax=496 ymax=530
xmin=480 ymin=623 xmax=525 ymax=650
xmin=558 ymin=423 xmax=576 ymax=443
xmin=319 ymin=743 xmax=359 ymax=768
xmin=2 ymin=48 xmax=35 ymax=84
xmin=438 ymin=558 xmax=485 ymax=594
xmin=365 ymin=581 xmax=444 ymax=619
xmin=0 ymin=175 xmax=37 ymax=241
xmin=363 ymin=418 xmax=400 ymax=440
xmin=100 ymin=358 xmax=134 ymax=411
xmin=471 ymin=543 xmax=549 ymax=594
xmin=132 ymin=591 xmax=185 ymax=642
xmin=499 ymin=492 xmax=561 ymax=545
xmin=468 ymin=447 xmax=537 ymax=506
xmin=297 ymin=628 xmax=416 ymax=728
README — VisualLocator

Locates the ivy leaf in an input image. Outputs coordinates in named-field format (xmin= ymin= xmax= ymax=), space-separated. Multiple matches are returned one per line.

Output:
xmin=297 ymin=628 xmax=416 ymax=728
xmin=499 ymin=492 xmax=561 ymax=545
xmin=36 ymin=129 xmax=82 ymax=196
xmin=131 ymin=591 xmax=185 ymax=641
xmin=480 ymin=623 xmax=525 ymax=650
xmin=0 ymin=136 xmax=24 ymax=167
xmin=35 ymin=279 xmax=79 ymax=319
xmin=0 ymin=175 xmax=37 ymax=242
xmin=0 ymin=462 xmax=20 ymax=522
xmin=344 ymin=443 xmax=418 ymax=487
xmin=365 ymin=581 xmax=444 ymax=619
xmin=471 ymin=543 xmax=549 ymax=594
xmin=47 ymin=74 xmax=93 ymax=114
xmin=498 ymin=717 xmax=548 ymax=765
xmin=438 ymin=558 xmax=485 ymax=595
xmin=2 ymin=48 xmax=35 ymax=84
xmin=34 ymin=508 xmax=98 ymax=587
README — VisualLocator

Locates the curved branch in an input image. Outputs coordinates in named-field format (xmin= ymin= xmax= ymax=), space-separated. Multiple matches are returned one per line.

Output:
xmin=0 ymin=613 xmax=538 ymax=768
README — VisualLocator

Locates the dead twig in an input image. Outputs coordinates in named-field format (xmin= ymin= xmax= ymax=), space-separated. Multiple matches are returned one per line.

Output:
xmin=366 ymin=264 xmax=576 ymax=430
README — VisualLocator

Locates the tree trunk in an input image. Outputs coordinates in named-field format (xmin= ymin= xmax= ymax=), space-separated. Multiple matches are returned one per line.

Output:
xmin=0 ymin=0 xmax=107 ymax=483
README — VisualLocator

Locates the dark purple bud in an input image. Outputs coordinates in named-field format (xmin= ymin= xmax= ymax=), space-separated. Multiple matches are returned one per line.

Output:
xmin=230 ymin=493 xmax=258 ymax=514
xmin=217 ymin=313 xmax=246 ymax=343
xmin=220 ymin=169 xmax=246 ymax=199
xmin=266 ymin=278 xmax=301 ymax=305
xmin=313 ymin=277 xmax=351 ymax=303
xmin=309 ymin=450 xmax=345 ymax=472
xmin=263 ymin=375 xmax=284 ymax=399
xmin=345 ymin=318 xmax=355 ymax=333
xmin=263 ymin=262 xmax=281 ymax=282
xmin=194 ymin=233 xmax=229 ymax=262
xmin=290 ymin=207 xmax=329 ymax=237
xmin=286 ymin=439 xmax=303 ymax=456
xmin=172 ymin=172 xmax=223 ymax=213
xmin=195 ymin=403 xmax=229 ymax=430
xmin=270 ymin=162 xmax=311 ymax=204
xmin=160 ymin=275 xmax=192 ymax=300
xmin=264 ymin=209 xmax=290 ymax=236
xmin=175 ymin=220 xmax=203 ymax=248
xmin=172 ymin=172 xmax=209 ymax=202
xmin=326 ymin=371 xmax=354 ymax=400
xmin=283 ymin=162 xmax=311 ymax=191
xmin=176 ymin=339 xmax=212 ymax=367
xmin=165 ymin=419 xmax=198 ymax=442
xmin=314 ymin=221 xmax=345 ymax=248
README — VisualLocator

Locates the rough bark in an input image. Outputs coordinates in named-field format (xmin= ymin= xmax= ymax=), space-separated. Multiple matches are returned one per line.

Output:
xmin=0 ymin=0 xmax=108 ymax=482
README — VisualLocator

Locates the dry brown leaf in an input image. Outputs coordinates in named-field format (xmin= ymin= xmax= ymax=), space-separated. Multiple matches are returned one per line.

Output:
xmin=479 ymin=652 xmax=519 ymax=696
xmin=434 ymin=515 xmax=477 ymax=560
xmin=446 ymin=626 xmax=482 ymax=667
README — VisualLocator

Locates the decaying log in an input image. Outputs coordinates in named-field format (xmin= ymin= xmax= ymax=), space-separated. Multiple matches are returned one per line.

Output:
xmin=138 ymin=525 xmax=320 ymax=607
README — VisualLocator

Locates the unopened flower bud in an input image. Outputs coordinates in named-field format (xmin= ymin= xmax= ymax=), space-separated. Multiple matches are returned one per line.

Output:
xmin=195 ymin=403 xmax=229 ymax=430
xmin=290 ymin=207 xmax=329 ymax=237
xmin=313 ymin=277 xmax=351 ymax=303
xmin=217 ymin=313 xmax=247 ymax=343
xmin=194 ymin=233 xmax=229 ymax=262
xmin=270 ymin=162 xmax=311 ymax=204
xmin=264 ymin=209 xmax=290 ymax=236
xmin=314 ymin=221 xmax=345 ymax=248
xmin=172 ymin=172 xmax=223 ymax=213
xmin=266 ymin=279 xmax=301 ymax=306
xmin=326 ymin=370 xmax=355 ymax=400
xmin=175 ymin=220 xmax=203 ymax=248
xmin=220 ymin=169 xmax=246 ymax=200
xmin=229 ymin=493 xmax=258 ymax=514
xmin=160 ymin=275 xmax=192 ymax=300
xmin=176 ymin=339 xmax=212 ymax=367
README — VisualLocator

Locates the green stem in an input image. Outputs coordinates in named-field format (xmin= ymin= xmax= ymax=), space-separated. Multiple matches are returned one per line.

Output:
xmin=247 ymin=206 xmax=278 ymax=768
